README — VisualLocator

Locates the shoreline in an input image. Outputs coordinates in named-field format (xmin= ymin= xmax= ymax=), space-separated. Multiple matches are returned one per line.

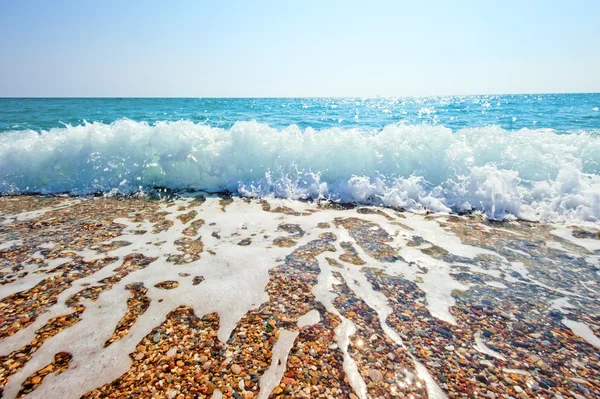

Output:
xmin=0 ymin=191 xmax=591 ymax=226
xmin=1 ymin=195 xmax=599 ymax=398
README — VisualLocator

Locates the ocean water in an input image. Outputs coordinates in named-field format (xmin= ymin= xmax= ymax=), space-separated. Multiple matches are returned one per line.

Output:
xmin=1 ymin=95 xmax=599 ymax=222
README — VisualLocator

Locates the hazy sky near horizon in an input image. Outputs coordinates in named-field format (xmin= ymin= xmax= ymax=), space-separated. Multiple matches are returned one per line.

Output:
xmin=1 ymin=0 xmax=599 ymax=97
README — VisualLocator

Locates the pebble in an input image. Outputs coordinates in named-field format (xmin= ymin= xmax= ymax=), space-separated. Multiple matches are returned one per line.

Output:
xmin=205 ymin=382 xmax=215 ymax=394
xmin=166 ymin=347 xmax=177 ymax=357
xmin=231 ymin=364 xmax=242 ymax=375
xmin=368 ymin=369 xmax=383 ymax=382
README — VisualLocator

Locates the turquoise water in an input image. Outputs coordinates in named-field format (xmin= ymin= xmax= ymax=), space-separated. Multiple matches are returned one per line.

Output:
xmin=1 ymin=94 xmax=600 ymax=132
xmin=1 ymin=95 xmax=599 ymax=222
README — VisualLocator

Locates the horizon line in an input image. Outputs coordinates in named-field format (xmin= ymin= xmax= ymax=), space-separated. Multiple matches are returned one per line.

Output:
xmin=1 ymin=91 xmax=599 ymax=100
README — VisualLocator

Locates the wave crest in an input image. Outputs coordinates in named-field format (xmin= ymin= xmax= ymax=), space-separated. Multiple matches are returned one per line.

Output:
xmin=1 ymin=119 xmax=600 ymax=222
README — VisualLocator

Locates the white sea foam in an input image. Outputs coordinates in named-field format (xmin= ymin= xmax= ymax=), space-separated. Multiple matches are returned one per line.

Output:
xmin=1 ymin=120 xmax=600 ymax=222
xmin=562 ymin=319 xmax=600 ymax=348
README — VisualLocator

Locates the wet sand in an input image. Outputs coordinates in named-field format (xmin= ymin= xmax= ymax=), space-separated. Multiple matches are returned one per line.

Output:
xmin=0 ymin=194 xmax=599 ymax=399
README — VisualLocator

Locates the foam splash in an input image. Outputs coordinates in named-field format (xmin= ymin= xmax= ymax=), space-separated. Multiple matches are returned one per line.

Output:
xmin=561 ymin=319 xmax=600 ymax=348
xmin=1 ymin=120 xmax=600 ymax=222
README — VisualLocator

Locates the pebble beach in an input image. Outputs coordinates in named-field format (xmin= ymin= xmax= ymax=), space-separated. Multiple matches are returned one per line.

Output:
xmin=1 ymin=194 xmax=598 ymax=399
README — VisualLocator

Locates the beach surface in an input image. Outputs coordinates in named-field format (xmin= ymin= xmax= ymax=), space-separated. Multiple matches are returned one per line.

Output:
xmin=0 ymin=194 xmax=599 ymax=399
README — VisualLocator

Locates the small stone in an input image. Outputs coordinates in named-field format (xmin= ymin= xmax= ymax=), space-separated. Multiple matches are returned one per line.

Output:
xmin=166 ymin=347 xmax=177 ymax=357
xmin=273 ymin=387 xmax=283 ymax=394
xmin=134 ymin=353 xmax=144 ymax=361
xmin=205 ymin=382 xmax=215 ymax=395
xmin=368 ymin=369 xmax=383 ymax=382
xmin=32 ymin=376 xmax=41 ymax=384
xmin=153 ymin=332 xmax=161 ymax=343
xmin=231 ymin=364 xmax=242 ymax=375
xmin=435 ymin=327 xmax=452 ymax=337
xmin=540 ymin=378 xmax=557 ymax=388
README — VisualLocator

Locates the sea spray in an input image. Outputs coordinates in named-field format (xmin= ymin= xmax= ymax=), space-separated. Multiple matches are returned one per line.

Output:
xmin=1 ymin=119 xmax=600 ymax=222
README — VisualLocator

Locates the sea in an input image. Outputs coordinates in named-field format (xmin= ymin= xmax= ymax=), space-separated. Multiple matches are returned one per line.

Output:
xmin=1 ymin=94 xmax=599 ymax=223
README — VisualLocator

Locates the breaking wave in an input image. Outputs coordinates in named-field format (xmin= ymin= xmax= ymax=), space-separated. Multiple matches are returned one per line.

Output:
xmin=1 ymin=119 xmax=600 ymax=222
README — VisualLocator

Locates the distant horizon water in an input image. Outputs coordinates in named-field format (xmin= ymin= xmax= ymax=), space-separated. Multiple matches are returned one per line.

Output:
xmin=2 ymin=92 xmax=599 ymax=99
xmin=1 ymin=94 xmax=599 ymax=223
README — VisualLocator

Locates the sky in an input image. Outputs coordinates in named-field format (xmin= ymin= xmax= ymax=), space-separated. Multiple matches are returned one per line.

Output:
xmin=0 ymin=0 xmax=599 ymax=97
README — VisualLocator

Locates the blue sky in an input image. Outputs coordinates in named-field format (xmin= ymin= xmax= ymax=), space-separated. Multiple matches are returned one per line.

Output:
xmin=1 ymin=0 xmax=599 ymax=97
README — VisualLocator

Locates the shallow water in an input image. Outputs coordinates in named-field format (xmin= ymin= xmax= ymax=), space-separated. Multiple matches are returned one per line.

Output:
xmin=0 ymin=195 xmax=598 ymax=398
